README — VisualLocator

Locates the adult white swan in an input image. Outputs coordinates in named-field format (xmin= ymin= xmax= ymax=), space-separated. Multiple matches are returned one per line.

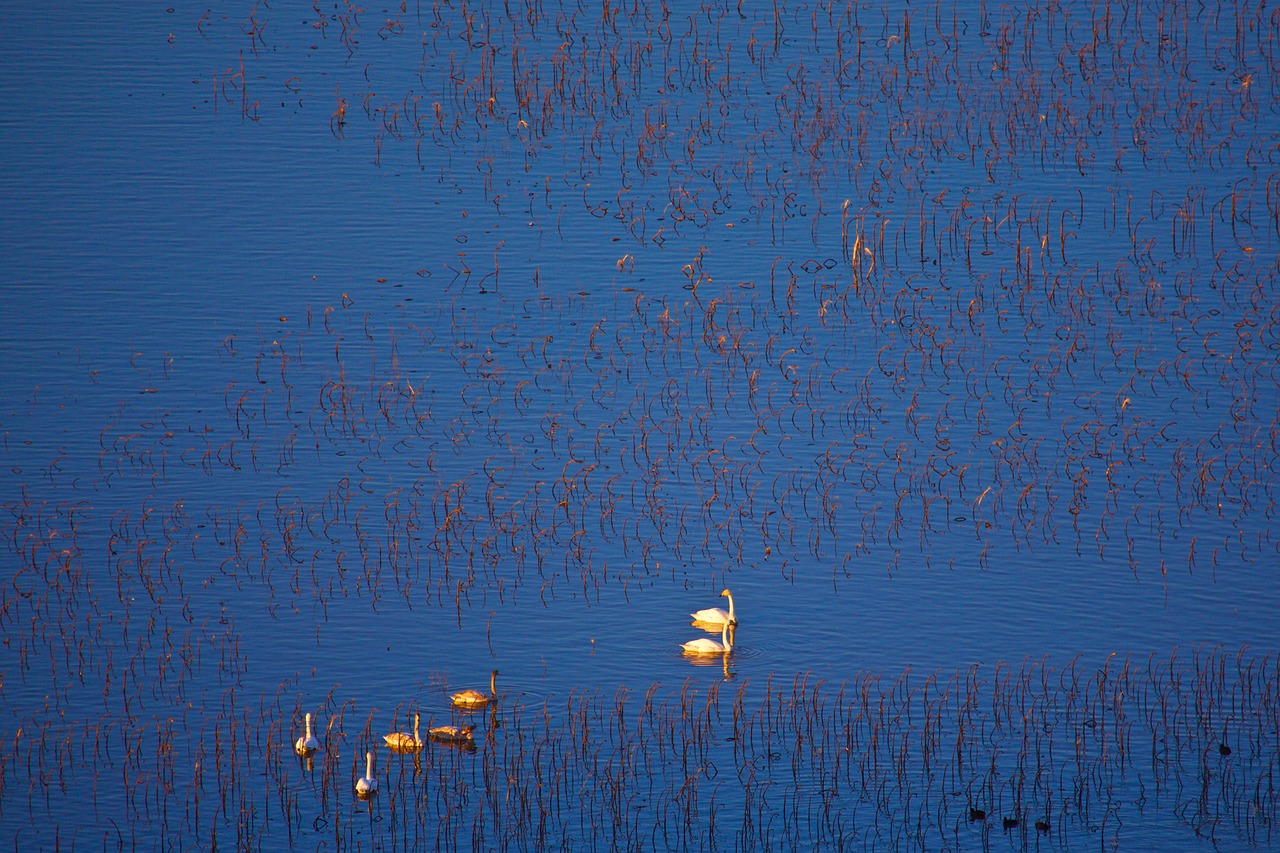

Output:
xmin=355 ymin=752 xmax=377 ymax=796
xmin=383 ymin=713 xmax=423 ymax=751
xmin=681 ymin=620 xmax=733 ymax=654
xmin=691 ymin=589 xmax=737 ymax=625
xmin=451 ymin=670 xmax=499 ymax=709
xmin=294 ymin=712 xmax=320 ymax=754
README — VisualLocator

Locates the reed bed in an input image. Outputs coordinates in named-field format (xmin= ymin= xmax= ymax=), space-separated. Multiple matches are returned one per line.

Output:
xmin=1 ymin=643 xmax=1276 ymax=849
xmin=14 ymin=0 xmax=1268 ymax=615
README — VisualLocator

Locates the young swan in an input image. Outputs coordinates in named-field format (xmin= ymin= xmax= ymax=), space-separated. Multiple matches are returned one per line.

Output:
xmin=691 ymin=589 xmax=737 ymax=626
xmin=681 ymin=620 xmax=733 ymax=654
xmin=355 ymin=752 xmax=377 ymax=797
xmin=428 ymin=722 xmax=477 ymax=744
xmin=450 ymin=669 xmax=499 ymax=709
xmin=294 ymin=712 xmax=321 ymax=754
xmin=383 ymin=713 xmax=423 ymax=751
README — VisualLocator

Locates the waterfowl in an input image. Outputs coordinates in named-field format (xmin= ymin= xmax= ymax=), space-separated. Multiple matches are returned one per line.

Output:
xmin=681 ymin=620 xmax=733 ymax=654
xmin=383 ymin=713 xmax=423 ymax=751
xmin=428 ymin=722 xmax=476 ymax=744
xmin=355 ymin=751 xmax=377 ymax=796
xmin=451 ymin=669 xmax=499 ymax=709
xmin=294 ymin=712 xmax=320 ymax=754
xmin=691 ymin=589 xmax=737 ymax=625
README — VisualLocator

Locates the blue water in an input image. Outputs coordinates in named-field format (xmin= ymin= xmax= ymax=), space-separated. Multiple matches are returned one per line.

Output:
xmin=2 ymin=0 xmax=1278 ymax=849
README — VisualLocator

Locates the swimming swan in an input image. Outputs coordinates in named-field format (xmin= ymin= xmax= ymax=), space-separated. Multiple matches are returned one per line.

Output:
xmin=428 ymin=722 xmax=476 ymax=744
xmin=383 ymin=713 xmax=423 ymax=751
xmin=451 ymin=670 xmax=499 ymax=709
xmin=355 ymin=751 xmax=377 ymax=796
xmin=681 ymin=620 xmax=733 ymax=654
xmin=691 ymin=589 xmax=737 ymax=625
xmin=295 ymin=712 xmax=320 ymax=754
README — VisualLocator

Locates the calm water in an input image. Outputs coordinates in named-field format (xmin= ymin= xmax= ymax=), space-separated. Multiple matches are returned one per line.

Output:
xmin=2 ymin=0 xmax=1279 ymax=849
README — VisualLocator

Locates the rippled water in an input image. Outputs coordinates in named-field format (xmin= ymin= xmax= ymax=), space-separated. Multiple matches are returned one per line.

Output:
xmin=2 ymin=0 xmax=1279 ymax=849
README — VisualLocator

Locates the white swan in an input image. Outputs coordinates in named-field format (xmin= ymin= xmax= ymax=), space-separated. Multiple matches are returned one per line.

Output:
xmin=383 ymin=713 xmax=423 ymax=751
xmin=681 ymin=620 xmax=733 ymax=654
xmin=691 ymin=589 xmax=737 ymax=625
xmin=451 ymin=669 xmax=499 ymax=709
xmin=355 ymin=751 xmax=377 ymax=796
xmin=428 ymin=722 xmax=476 ymax=744
xmin=294 ymin=712 xmax=320 ymax=754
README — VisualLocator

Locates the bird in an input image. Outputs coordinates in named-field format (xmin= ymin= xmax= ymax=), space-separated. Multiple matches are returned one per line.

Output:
xmin=428 ymin=722 xmax=476 ymax=744
xmin=681 ymin=620 xmax=733 ymax=654
xmin=294 ymin=712 xmax=320 ymax=754
xmin=383 ymin=713 xmax=423 ymax=751
xmin=355 ymin=751 xmax=377 ymax=796
xmin=691 ymin=589 xmax=737 ymax=625
xmin=451 ymin=669 xmax=499 ymax=709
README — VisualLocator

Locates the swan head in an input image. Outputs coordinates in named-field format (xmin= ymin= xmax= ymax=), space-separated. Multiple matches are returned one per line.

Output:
xmin=719 ymin=589 xmax=738 ymax=622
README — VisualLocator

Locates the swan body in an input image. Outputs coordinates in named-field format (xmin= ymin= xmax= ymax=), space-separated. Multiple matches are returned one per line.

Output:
xmin=355 ymin=751 xmax=377 ymax=796
xmin=294 ymin=712 xmax=320 ymax=754
xmin=691 ymin=589 xmax=737 ymax=625
xmin=383 ymin=713 xmax=423 ymax=751
xmin=428 ymin=723 xmax=476 ymax=744
xmin=451 ymin=669 xmax=499 ymax=709
xmin=681 ymin=620 xmax=733 ymax=654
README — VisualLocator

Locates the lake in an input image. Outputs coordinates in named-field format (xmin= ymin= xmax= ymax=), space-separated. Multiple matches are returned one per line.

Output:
xmin=2 ymin=0 xmax=1278 ymax=849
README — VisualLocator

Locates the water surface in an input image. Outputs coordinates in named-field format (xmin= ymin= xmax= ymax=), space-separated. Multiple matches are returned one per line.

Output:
xmin=2 ymin=0 xmax=1278 ymax=849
